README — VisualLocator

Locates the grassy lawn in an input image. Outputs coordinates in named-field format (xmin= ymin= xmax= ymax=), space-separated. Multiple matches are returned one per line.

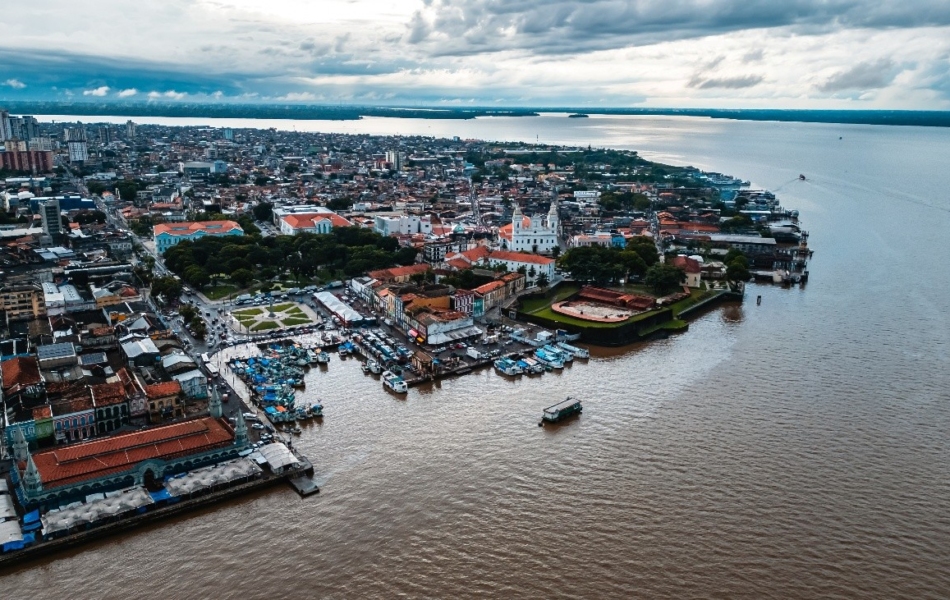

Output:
xmin=281 ymin=317 xmax=312 ymax=327
xmin=286 ymin=307 xmax=305 ymax=315
xmin=668 ymin=289 xmax=715 ymax=317
xmin=270 ymin=303 xmax=295 ymax=312
xmin=203 ymin=284 xmax=239 ymax=300
xmin=250 ymin=320 xmax=281 ymax=331
xmin=520 ymin=284 xmax=580 ymax=313
xmin=620 ymin=284 xmax=658 ymax=297
xmin=233 ymin=307 xmax=263 ymax=316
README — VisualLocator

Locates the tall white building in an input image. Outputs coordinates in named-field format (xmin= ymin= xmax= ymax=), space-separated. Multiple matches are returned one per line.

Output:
xmin=506 ymin=199 xmax=559 ymax=254
xmin=385 ymin=150 xmax=403 ymax=171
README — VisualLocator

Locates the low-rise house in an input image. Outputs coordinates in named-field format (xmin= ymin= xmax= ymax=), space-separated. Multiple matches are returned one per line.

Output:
xmin=144 ymin=380 xmax=183 ymax=423
xmin=172 ymin=369 xmax=208 ymax=400
xmin=90 ymin=381 xmax=130 ymax=434
xmin=120 ymin=335 xmax=161 ymax=367
xmin=670 ymin=255 xmax=703 ymax=288
xmin=36 ymin=343 xmax=78 ymax=370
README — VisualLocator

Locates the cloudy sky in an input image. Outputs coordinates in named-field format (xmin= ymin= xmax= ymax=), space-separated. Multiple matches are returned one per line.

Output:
xmin=1 ymin=0 xmax=949 ymax=108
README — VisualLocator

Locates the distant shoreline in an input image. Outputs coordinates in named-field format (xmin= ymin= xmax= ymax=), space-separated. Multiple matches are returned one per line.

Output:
xmin=1 ymin=101 xmax=949 ymax=128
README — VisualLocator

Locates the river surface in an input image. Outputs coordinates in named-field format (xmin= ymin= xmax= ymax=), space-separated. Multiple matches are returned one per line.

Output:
xmin=5 ymin=115 xmax=950 ymax=599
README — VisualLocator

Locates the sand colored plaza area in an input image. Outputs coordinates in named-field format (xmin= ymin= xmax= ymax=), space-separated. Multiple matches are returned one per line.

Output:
xmin=550 ymin=300 xmax=640 ymax=323
xmin=229 ymin=302 xmax=320 ymax=332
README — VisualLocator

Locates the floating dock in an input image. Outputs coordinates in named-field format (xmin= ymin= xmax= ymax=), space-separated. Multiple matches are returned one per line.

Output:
xmin=288 ymin=476 xmax=320 ymax=496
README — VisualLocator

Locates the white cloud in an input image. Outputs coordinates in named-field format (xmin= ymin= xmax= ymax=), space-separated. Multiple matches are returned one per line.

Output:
xmin=83 ymin=86 xmax=110 ymax=96
xmin=148 ymin=90 xmax=188 ymax=100
xmin=0 ymin=1 xmax=948 ymax=107
xmin=3 ymin=78 xmax=26 ymax=89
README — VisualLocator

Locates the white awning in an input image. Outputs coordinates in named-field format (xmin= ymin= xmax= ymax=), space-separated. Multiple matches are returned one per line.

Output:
xmin=427 ymin=326 xmax=483 ymax=345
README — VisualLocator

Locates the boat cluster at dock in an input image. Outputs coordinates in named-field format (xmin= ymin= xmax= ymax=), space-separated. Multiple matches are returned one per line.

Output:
xmin=493 ymin=342 xmax=590 ymax=376
xmin=227 ymin=337 xmax=342 ymax=422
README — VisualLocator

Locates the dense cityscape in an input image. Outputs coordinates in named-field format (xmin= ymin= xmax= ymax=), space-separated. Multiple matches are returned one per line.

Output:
xmin=0 ymin=108 xmax=811 ymax=561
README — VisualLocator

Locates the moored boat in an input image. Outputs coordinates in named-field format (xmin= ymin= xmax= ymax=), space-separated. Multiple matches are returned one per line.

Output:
xmin=556 ymin=341 xmax=590 ymax=359
xmin=382 ymin=370 xmax=408 ymax=393
xmin=493 ymin=357 xmax=524 ymax=376
xmin=534 ymin=348 xmax=564 ymax=370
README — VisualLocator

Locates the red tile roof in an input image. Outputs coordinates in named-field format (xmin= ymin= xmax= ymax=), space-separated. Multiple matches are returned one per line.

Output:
xmin=145 ymin=381 xmax=182 ymax=399
xmin=31 ymin=417 xmax=235 ymax=489
xmin=473 ymin=280 xmax=505 ymax=294
xmin=91 ymin=382 xmax=128 ymax=407
xmin=1 ymin=356 xmax=41 ymax=390
xmin=670 ymin=255 xmax=703 ymax=274
xmin=367 ymin=263 xmax=431 ymax=281
xmin=488 ymin=250 xmax=555 ymax=266
xmin=281 ymin=212 xmax=353 ymax=230
xmin=153 ymin=221 xmax=243 ymax=237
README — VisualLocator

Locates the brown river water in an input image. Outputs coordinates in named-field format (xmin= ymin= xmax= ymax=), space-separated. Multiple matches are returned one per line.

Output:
xmin=3 ymin=116 xmax=950 ymax=598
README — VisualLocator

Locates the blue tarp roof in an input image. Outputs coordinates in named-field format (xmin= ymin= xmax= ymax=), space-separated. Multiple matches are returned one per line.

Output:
xmin=23 ymin=509 xmax=40 ymax=524
xmin=150 ymin=489 xmax=174 ymax=502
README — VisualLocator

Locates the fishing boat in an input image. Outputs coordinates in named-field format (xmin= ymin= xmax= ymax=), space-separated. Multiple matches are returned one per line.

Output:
xmin=382 ymin=370 xmax=408 ymax=393
xmin=534 ymin=348 xmax=564 ymax=370
xmin=520 ymin=357 xmax=545 ymax=374
xmin=556 ymin=341 xmax=590 ymax=359
xmin=290 ymin=426 xmax=302 ymax=435
xmin=315 ymin=350 xmax=330 ymax=364
xmin=306 ymin=348 xmax=318 ymax=364
xmin=493 ymin=357 xmax=524 ymax=376
xmin=541 ymin=396 xmax=583 ymax=425
xmin=310 ymin=403 xmax=323 ymax=417
xmin=362 ymin=359 xmax=382 ymax=374
xmin=542 ymin=344 xmax=573 ymax=363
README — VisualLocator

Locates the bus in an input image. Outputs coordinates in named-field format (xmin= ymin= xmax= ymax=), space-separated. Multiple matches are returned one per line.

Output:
xmin=200 ymin=353 xmax=211 ymax=365
xmin=205 ymin=362 xmax=220 ymax=378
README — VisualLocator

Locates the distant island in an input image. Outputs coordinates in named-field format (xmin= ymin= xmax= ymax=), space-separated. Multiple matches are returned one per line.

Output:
xmin=0 ymin=100 xmax=948 ymax=127
xmin=568 ymin=113 xmax=589 ymax=118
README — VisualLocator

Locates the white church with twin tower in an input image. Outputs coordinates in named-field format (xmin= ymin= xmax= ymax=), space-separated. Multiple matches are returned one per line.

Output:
xmin=506 ymin=198 xmax=560 ymax=254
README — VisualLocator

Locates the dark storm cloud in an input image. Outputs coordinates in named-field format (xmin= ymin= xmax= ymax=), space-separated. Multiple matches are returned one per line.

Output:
xmin=688 ymin=74 xmax=764 ymax=89
xmin=818 ymin=58 xmax=897 ymax=92
xmin=0 ymin=47 xmax=417 ymax=101
xmin=409 ymin=0 xmax=950 ymax=55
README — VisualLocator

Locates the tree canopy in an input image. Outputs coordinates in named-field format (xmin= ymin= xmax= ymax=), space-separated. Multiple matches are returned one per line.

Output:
xmin=163 ymin=226 xmax=409 ymax=288
xmin=557 ymin=238 xmax=658 ymax=284
xmin=644 ymin=264 xmax=686 ymax=295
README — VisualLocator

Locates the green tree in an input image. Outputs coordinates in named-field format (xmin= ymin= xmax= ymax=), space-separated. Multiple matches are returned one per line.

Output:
xmin=115 ymin=180 xmax=139 ymax=202
xmin=394 ymin=246 xmax=418 ymax=266
xmin=191 ymin=319 xmax=207 ymax=340
xmin=536 ymin=272 xmax=550 ymax=288
xmin=179 ymin=304 xmax=198 ymax=321
xmin=183 ymin=265 xmax=210 ymax=289
xmin=726 ymin=260 xmax=750 ymax=284
xmin=151 ymin=276 xmax=182 ymax=302
xmin=645 ymin=264 xmax=686 ymax=295
xmin=231 ymin=268 xmax=255 ymax=288
xmin=252 ymin=202 xmax=273 ymax=221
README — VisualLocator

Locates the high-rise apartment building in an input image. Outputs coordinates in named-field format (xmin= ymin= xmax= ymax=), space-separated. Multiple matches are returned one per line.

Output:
xmin=40 ymin=197 xmax=63 ymax=241
xmin=126 ymin=120 xmax=136 ymax=139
